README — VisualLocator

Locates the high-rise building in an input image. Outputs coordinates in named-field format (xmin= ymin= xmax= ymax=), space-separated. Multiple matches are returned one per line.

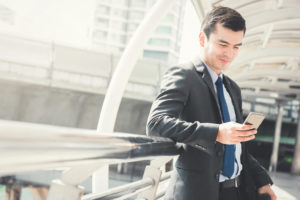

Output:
xmin=91 ymin=0 xmax=186 ymax=64
xmin=0 ymin=4 xmax=15 ymax=25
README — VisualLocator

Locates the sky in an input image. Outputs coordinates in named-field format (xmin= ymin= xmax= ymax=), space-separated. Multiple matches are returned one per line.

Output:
xmin=0 ymin=0 xmax=201 ymax=61
xmin=0 ymin=0 xmax=94 ymax=46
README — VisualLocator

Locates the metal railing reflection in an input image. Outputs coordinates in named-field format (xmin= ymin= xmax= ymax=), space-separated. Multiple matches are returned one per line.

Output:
xmin=0 ymin=120 xmax=179 ymax=200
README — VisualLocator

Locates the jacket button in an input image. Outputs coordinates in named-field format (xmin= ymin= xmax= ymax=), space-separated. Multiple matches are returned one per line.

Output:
xmin=215 ymin=173 xmax=220 ymax=181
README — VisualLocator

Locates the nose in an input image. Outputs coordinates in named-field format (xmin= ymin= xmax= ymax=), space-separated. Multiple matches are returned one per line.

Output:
xmin=224 ymin=48 xmax=236 ymax=60
xmin=224 ymin=48 xmax=234 ymax=59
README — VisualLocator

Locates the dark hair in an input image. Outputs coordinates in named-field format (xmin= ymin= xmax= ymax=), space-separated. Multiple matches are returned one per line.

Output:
xmin=201 ymin=6 xmax=246 ymax=39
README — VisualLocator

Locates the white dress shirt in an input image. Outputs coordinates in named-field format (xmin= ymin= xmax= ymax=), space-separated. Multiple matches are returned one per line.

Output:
xmin=204 ymin=63 xmax=243 ymax=182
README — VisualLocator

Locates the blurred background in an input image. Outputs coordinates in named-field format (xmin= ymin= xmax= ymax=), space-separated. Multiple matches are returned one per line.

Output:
xmin=0 ymin=0 xmax=299 ymax=199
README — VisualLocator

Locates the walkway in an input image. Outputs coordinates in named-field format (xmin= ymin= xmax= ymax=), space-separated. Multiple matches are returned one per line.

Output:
xmin=270 ymin=172 xmax=300 ymax=200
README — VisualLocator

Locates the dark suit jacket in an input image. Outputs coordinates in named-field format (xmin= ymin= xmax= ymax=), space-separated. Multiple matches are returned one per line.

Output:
xmin=146 ymin=58 xmax=273 ymax=200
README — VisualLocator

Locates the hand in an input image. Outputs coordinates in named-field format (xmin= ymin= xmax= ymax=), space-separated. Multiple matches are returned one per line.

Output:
xmin=258 ymin=184 xmax=277 ymax=200
xmin=216 ymin=122 xmax=257 ymax=144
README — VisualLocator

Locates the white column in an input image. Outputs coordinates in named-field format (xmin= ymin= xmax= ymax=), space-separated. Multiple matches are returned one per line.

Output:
xmin=269 ymin=103 xmax=284 ymax=172
xmin=93 ymin=0 xmax=176 ymax=193
xmin=291 ymin=108 xmax=300 ymax=174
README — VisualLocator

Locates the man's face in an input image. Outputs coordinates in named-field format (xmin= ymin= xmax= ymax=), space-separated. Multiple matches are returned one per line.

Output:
xmin=199 ymin=23 xmax=244 ymax=75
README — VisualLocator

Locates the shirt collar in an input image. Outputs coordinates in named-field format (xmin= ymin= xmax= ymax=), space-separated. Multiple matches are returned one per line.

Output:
xmin=202 ymin=61 xmax=223 ymax=84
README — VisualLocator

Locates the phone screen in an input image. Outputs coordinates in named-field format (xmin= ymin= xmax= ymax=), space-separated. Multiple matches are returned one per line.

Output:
xmin=243 ymin=112 xmax=265 ymax=129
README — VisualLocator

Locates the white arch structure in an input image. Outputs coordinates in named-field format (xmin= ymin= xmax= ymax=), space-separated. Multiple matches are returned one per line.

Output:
xmin=232 ymin=47 xmax=300 ymax=68
xmin=246 ymin=8 xmax=300 ymax=30
xmin=97 ymin=0 xmax=175 ymax=134
xmin=93 ymin=0 xmax=175 ymax=193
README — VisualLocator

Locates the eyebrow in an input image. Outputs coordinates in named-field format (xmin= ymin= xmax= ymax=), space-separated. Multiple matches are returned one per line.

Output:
xmin=218 ymin=39 xmax=242 ymax=46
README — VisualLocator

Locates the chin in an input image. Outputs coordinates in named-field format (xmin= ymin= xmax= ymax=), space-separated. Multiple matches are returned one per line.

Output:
xmin=218 ymin=64 xmax=230 ymax=71
xmin=216 ymin=66 xmax=227 ymax=72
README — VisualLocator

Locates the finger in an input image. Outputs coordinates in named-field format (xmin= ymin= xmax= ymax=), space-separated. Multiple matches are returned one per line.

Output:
xmin=236 ymin=129 xmax=257 ymax=137
xmin=271 ymin=193 xmax=277 ymax=200
xmin=231 ymin=136 xmax=252 ymax=143
xmin=238 ymin=134 xmax=255 ymax=142
xmin=271 ymin=195 xmax=276 ymax=200
xmin=238 ymin=124 xmax=255 ymax=131
xmin=245 ymin=134 xmax=255 ymax=141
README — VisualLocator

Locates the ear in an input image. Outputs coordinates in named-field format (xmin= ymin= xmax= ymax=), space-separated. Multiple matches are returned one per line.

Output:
xmin=199 ymin=32 xmax=206 ymax=47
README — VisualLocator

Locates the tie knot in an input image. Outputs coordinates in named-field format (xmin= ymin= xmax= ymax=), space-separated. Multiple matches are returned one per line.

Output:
xmin=215 ymin=76 xmax=223 ymax=86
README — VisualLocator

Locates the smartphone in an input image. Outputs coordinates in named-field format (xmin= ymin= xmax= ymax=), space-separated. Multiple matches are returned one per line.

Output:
xmin=243 ymin=112 xmax=265 ymax=129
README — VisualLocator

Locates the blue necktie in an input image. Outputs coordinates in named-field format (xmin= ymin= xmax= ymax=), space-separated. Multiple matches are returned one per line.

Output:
xmin=215 ymin=76 xmax=235 ymax=178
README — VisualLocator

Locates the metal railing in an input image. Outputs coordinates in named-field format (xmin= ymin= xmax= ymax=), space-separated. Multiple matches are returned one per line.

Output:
xmin=0 ymin=120 xmax=180 ymax=200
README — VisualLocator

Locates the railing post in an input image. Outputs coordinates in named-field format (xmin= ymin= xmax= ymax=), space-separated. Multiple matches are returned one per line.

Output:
xmin=47 ymin=180 xmax=84 ymax=200
xmin=137 ymin=157 xmax=174 ymax=200
xmin=47 ymin=164 xmax=105 ymax=200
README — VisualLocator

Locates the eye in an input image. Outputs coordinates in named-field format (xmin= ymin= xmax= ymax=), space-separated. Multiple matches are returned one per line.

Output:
xmin=219 ymin=43 xmax=227 ymax=47
xmin=234 ymin=46 xmax=240 ymax=50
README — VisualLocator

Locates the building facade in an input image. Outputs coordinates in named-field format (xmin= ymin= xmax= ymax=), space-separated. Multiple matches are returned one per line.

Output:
xmin=92 ymin=0 xmax=186 ymax=64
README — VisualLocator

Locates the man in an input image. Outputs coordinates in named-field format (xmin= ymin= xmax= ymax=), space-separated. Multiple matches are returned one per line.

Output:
xmin=146 ymin=6 xmax=277 ymax=200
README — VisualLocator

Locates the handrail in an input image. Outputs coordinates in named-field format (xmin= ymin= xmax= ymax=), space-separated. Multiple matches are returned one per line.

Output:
xmin=0 ymin=120 xmax=180 ymax=176
xmin=82 ymin=178 xmax=153 ymax=200
xmin=81 ymin=171 xmax=173 ymax=200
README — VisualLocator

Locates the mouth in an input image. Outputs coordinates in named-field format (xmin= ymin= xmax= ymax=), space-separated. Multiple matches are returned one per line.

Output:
xmin=219 ymin=58 xmax=230 ymax=65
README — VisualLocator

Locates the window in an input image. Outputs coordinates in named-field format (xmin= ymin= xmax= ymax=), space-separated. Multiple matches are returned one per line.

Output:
xmin=96 ymin=5 xmax=110 ymax=15
xmin=110 ymin=21 xmax=126 ymax=31
xmin=112 ymin=9 xmax=127 ymax=18
xmin=0 ymin=4 xmax=15 ymax=24
xmin=129 ymin=11 xmax=144 ymax=20
xmin=93 ymin=31 xmax=107 ymax=40
xmin=148 ymin=38 xmax=170 ymax=47
xmin=97 ymin=0 xmax=110 ymax=4
xmin=109 ymin=34 xmax=126 ymax=44
xmin=129 ymin=0 xmax=146 ymax=8
xmin=143 ymin=50 xmax=168 ymax=61
xmin=95 ymin=17 xmax=109 ymax=27
xmin=164 ymin=14 xmax=174 ymax=23
xmin=172 ymin=4 xmax=180 ymax=13
xmin=112 ymin=0 xmax=128 ymax=5
xmin=127 ymin=23 xmax=138 ymax=32
xmin=155 ymin=26 xmax=172 ymax=34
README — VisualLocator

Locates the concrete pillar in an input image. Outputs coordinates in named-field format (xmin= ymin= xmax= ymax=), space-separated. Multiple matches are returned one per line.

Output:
xmin=269 ymin=103 xmax=284 ymax=172
xmin=29 ymin=186 xmax=48 ymax=200
xmin=5 ymin=186 xmax=21 ymax=200
xmin=251 ymin=102 xmax=255 ymax=112
xmin=291 ymin=108 xmax=300 ymax=174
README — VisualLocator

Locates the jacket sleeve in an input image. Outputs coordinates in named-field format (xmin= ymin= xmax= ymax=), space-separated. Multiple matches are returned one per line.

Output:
xmin=236 ymin=84 xmax=273 ymax=189
xmin=146 ymin=65 xmax=219 ymax=147
xmin=236 ymin=84 xmax=273 ymax=188
xmin=246 ymin=149 xmax=273 ymax=188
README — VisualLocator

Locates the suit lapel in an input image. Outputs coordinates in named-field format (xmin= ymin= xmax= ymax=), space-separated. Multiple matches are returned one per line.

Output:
xmin=223 ymin=75 xmax=243 ymax=123
xmin=191 ymin=58 xmax=243 ymax=124
xmin=191 ymin=58 xmax=222 ymax=121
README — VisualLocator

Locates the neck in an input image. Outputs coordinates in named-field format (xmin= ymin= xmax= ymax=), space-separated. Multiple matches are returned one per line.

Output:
xmin=201 ymin=57 xmax=222 ymax=75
